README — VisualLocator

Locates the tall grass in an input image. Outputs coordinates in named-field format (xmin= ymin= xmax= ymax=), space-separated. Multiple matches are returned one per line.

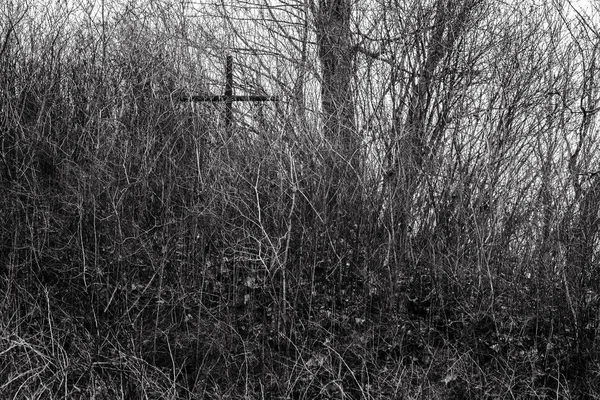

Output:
xmin=1 ymin=1 xmax=600 ymax=399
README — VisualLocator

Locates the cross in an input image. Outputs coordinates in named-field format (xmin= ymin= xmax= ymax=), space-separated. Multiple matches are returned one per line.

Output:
xmin=180 ymin=55 xmax=279 ymax=130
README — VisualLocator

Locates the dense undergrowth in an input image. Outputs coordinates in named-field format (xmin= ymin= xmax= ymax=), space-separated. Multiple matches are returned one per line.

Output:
xmin=2 ymin=1 xmax=600 ymax=399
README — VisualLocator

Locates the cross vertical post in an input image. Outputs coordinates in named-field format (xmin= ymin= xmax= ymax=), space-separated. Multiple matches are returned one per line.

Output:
xmin=224 ymin=55 xmax=233 ymax=129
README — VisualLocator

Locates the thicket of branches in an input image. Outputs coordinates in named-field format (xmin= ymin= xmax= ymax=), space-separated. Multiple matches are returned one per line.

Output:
xmin=1 ymin=0 xmax=600 ymax=398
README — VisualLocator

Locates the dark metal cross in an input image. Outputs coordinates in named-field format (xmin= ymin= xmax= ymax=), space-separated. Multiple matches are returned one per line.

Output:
xmin=180 ymin=55 xmax=278 ymax=129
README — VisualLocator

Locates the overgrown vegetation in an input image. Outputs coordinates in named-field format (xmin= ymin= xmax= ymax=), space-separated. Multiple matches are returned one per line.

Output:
xmin=1 ymin=0 xmax=600 ymax=399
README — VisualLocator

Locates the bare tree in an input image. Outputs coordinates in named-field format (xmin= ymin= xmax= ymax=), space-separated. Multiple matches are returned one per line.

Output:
xmin=314 ymin=0 xmax=359 ymax=185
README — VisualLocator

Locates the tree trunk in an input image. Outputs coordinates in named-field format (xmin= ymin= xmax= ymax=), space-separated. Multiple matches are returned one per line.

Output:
xmin=390 ymin=0 xmax=479 ymax=259
xmin=316 ymin=0 xmax=358 ymax=207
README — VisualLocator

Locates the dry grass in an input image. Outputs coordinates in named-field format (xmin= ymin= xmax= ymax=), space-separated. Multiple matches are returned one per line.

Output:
xmin=1 ymin=1 xmax=600 ymax=399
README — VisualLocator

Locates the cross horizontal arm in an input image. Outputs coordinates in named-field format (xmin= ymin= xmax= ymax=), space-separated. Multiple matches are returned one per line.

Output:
xmin=179 ymin=94 xmax=279 ymax=102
